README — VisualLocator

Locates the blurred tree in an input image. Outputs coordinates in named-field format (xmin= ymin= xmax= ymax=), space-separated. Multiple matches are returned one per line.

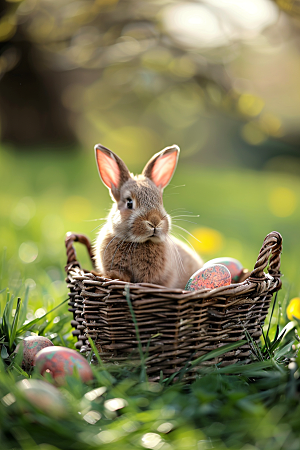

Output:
xmin=0 ymin=0 xmax=77 ymax=145
xmin=0 ymin=0 xmax=299 ymax=166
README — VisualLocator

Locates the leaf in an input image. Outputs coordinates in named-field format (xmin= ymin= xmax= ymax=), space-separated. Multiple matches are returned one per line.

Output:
xmin=1 ymin=345 xmax=9 ymax=359
xmin=274 ymin=324 xmax=280 ymax=342
xmin=277 ymin=321 xmax=295 ymax=342
xmin=269 ymin=322 xmax=295 ymax=354
xmin=87 ymin=336 xmax=104 ymax=368
xmin=164 ymin=340 xmax=247 ymax=384
xmin=239 ymin=320 xmax=264 ymax=362
xmin=125 ymin=285 xmax=147 ymax=383
xmin=274 ymin=340 xmax=294 ymax=360
xmin=265 ymin=291 xmax=278 ymax=342
xmin=271 ymin=358 xmax=286 ymax=375
xmin=12 ymin=363 xmax=30 ymax=378
xmin=5 ymin=291 xmax=15 ymax=326
xmin=9 ymin=297 xmax=22 ymax=351
xmin=215 ymin=360 xmax=273 ymax=374
xmin=18 ymin=285 xmax=30 ymax=329
xmin=190 ymin=340 xmax=248 ymax=367
xmin=87 ymin=336 xmax=115 ymax=386
xmin=2 ymin=292 xmax=12 ymax=339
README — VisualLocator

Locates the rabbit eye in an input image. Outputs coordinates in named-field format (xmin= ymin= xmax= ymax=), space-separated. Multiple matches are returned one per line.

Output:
xmin=126 ymin=198 xmax=133 ymax=209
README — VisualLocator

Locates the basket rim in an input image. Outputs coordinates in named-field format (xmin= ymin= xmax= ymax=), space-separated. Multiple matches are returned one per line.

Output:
xmin=66 ymin=269 xmax=278 ymax=304
xmin=65 ymin=230 xmax=283 ymax=299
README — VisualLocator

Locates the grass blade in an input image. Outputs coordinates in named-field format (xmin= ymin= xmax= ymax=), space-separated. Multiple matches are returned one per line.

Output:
xmin=265 ymin=291 xmax=278 ymax=342
xmin=164 ymin=340 xmax=247 ymax=384
xmin=190 ymin=340 xmax=248 ymax=367
xmin=87 ymin=335 xmax=105 ymax=368
xmin=215 ymin=359 xmax=273 ymax=374
xmin=9 ymin=297 xmax=22 ymax=351
xmin=269 ymin=321 xmax=295 ymax=354
xmin=274 ymin=340 xmax=294 ymax=360
xmin=239 ymin=319 xmax=265 ymax=361
xmin=1 ymin=292 xmax=12 ymax=342
xmin=125 ymin=285 xmax=147 ymax=383
xmin=18 ymin=285 xmax=30 ymax=329
xmin=87 ymin=336 xmax=115 ymax=386
xmin=16 ymin=297 xmax=68 ymax=336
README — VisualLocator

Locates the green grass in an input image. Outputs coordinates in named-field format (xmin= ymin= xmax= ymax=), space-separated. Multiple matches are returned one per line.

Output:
xmin=0 ymin=145 xmax=300 ymax=449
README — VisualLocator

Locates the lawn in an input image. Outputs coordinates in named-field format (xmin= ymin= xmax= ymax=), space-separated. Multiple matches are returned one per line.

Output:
xmin=0 ymin=145 xmax=300 ymax=449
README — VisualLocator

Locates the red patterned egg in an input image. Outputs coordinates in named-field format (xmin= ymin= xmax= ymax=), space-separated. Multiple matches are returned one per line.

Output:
xmin=34 ymin=346 xmax=93 ymax=385
xmin=185 ymin=264 xmax=231 ymax=291
xmin=16 ymin=336 xmax=54 ymax=372
xmin=203 ymin=257 xmax=243 ymax=283
xmin=16 ymin=379 xmax=67 ymax=418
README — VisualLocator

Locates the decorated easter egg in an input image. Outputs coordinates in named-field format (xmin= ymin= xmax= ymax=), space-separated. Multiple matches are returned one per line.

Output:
xmin=16 ymin=336 xmax=54 ymax=372
xmin=203 ymin=257 xmax=244 ymax=283
xmin=185 ymin=264 xmax=231 ymax=291
xmin=15 ymin=379 xmax=67 ymax=418
xmin=34 ymin=346 xmax=93 ymax=385
xmin=287 ymin=297 xmax=300 ymax=321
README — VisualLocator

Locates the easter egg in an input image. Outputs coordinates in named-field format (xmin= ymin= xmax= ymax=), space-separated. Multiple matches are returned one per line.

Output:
xmin=34 ymin=346 xmax=93 ymax=385
xmin=203 ymin=257 xmax=244 ymax=283
xmin=16 ymin=379 xmax=67 ymax=418
xmin=185 ymin=264 xmax=231 ymax=291
xmin=16 ymin=336 xmax=54 ymax=372
xmin=287 ymin=297 xmax=300 ymax=321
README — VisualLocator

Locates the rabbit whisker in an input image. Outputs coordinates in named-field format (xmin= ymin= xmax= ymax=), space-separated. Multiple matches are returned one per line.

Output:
xmin=171 ymin=231 xmax=198 ymax=256
xmin=166 ymin=235 xmax=185 ymax=276
xmin=109 ymin=236 xmax=127 ymax=270
xmin=110 ymin=235 xmax=130 ymax=271
xmin=91 ymin=222 xmax=108 ymax=233
xmin=103 ymin=232 xmax=123 ymax=261
xmin=171 ymin=215 xmax=200 ymax=218
xmin=127 ymin=242 xmax=135 ymax=280
xmin=123 ymin=241 xmax=137 ymax=279
xmin=171 ymin=224 xmax=201 ymax=243
xmin=167 ymin=184 xmax=186 ymax=190
xmin=158 ymin=214 xmax=169 ymax=226
xmin=169 ymin=208 xmax=194 ymax=214
xmin=172 ymin=219 xmax=199 ymax=225
xmin=118 ymin=241 xmax=132 ymax=275
xmin=131 ymin=242 xmax=138 ymax=282
xmin=170 ymin=237 xmax=186 ymax=276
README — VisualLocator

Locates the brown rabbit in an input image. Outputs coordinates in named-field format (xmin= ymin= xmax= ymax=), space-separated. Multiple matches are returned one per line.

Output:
xmin=94 ymin=144 xmax=203 ymax=289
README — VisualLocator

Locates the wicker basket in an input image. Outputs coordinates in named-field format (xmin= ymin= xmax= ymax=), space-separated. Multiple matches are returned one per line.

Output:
xmin=65 ymin=231 xmax=282 ymax=380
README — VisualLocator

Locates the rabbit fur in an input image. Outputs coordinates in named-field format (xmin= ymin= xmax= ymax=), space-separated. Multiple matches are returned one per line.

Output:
xmin=94 ymin=144 xmax=203 ymax=289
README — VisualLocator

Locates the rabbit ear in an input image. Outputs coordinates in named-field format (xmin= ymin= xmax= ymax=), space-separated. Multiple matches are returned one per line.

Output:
xmin=142 ymin=145 xmax=180 ymax=190
xmin=95 ymin=144 xmax=130 ymax=200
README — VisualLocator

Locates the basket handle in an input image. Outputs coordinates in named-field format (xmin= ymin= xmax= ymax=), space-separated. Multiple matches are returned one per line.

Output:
xmin=248 ymin=231 xmax=282 ymax=284
xmin=65 ymin=232 xmax=96 ymax=270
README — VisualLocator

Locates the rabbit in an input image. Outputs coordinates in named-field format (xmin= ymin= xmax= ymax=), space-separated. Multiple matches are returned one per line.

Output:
xmin=94 ymin=143 xmax=203 ymax=289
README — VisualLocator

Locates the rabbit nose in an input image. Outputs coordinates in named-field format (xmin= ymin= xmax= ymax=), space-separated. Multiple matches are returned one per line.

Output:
xmin=146 ymin=214 xmax=161 ymax=228
xmin=146 ymin=221 xmax=157 ymax=236
xmin=146 ymin=221 xmax=157 ymax=234
xmin=146 ymin=221 xmax=155 ymax=229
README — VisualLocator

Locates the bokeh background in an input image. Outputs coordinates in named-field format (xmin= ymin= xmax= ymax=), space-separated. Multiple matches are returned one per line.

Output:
xmin=0 ymin=0 xmax=300 ymax=316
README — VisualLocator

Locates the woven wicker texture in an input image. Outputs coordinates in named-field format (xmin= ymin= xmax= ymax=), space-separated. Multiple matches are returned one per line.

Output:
xmin=65 ymin=231 xmax=282 ymax=380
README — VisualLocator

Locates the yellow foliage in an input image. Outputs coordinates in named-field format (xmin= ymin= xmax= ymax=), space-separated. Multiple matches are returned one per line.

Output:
xmin=287 ymin=297 xmax=300 ymax=321
xmin=268 ymin=187 xmax=297 ymax=217
xmin=191 ymin=227 xmax=224 ymax=255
